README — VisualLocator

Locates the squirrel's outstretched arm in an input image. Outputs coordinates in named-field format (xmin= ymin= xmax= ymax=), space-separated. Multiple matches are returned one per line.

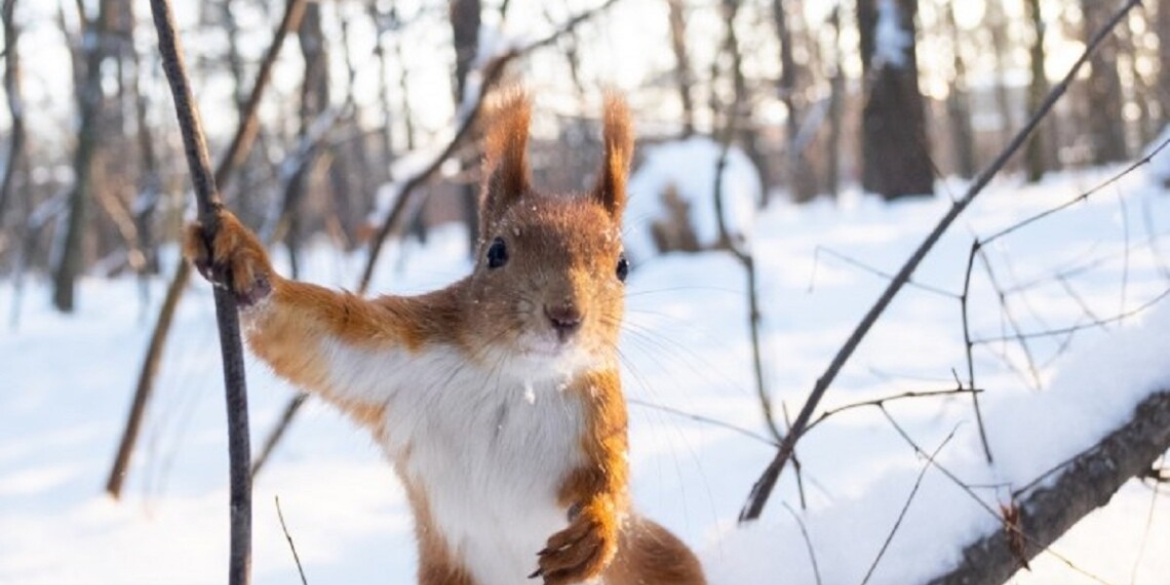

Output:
xmin=184 ymin=210 xmax=460 ymax=426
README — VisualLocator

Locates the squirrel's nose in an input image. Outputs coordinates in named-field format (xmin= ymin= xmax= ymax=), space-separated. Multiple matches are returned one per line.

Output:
xmin=545 ymin=304 xmax=583 ymax=340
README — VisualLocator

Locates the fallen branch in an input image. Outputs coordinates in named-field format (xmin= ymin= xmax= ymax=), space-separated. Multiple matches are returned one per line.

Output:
xmin=738 ymin=0 xmax=1143 ymax=522
xmin=924 ymin=390 xmax=1170 ymax=585
xmin=148 ymin=0 xmax=252 ymax=583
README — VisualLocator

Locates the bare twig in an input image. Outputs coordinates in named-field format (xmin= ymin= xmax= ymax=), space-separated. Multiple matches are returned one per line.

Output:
xmin=860 ymin=415 xmax=956 ymax=585
xmin=971 ymin=286 xmax=1170 ymax=344
xmin=782 ymin=502 xmax=823 ymax=585
xmin=627 ymin=397 xmax=776 ymax=447
xmin=739 ymin=0 xmax=1142 ymax=522
xmin=148 ymin=0 xmax=251 ymax=583
xmin=275 ymin=496 xmax=309 ymax=585
xmin=803 ymin=386 xmax=981 ymax=437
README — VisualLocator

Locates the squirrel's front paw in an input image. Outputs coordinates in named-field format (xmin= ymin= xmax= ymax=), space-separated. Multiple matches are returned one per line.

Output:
xmin=532 ymin=504 xmax=619 ymax=585
xmin=184 ymin=209 xmax=274 ymax=306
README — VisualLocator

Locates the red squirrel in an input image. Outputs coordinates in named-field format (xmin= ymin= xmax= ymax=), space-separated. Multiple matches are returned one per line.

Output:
xmin=185 ymin=90 xmax=706 ymax=585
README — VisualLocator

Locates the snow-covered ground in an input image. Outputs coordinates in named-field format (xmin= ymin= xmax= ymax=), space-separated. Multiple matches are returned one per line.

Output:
xmin=3 ymin=163 xmax=1170 ymax=585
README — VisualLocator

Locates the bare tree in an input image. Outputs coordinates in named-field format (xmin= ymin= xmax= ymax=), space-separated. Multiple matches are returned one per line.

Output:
xmin=773 ymin=0 xmax=818 ymax=202
xmin=824 ymin=7 xmax=844 ymax=197
xmin=450 ymin=0 xmax=481 ymax=252
xmin=0 ymin=0 xmax=26 ymax=230
xmin=53 ymin=0 xmax=114 ymax=311
xmin=1159 ymin=0 xmax=1170 ymax=127
xmin=1083 ymin=0 xmax=1128 ymax=164
xmin=666 ymin=0 xmax=695 ymax=138
xmin=942 ymin=1 xmax=976 ymax=179
xmin=857 ymin=0 xmax=933 ymax=199
xmin=1024 ymin=0 xmax=1051 ymax=182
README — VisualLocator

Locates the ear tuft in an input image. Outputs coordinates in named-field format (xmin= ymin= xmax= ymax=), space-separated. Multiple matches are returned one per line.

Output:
xmin=593 ymin=91 xmax=633 ymax=219
xmin=481 ymin=87 xmax=532 ymax=228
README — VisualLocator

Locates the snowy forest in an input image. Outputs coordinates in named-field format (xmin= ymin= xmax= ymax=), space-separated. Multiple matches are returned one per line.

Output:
xmin=3 ymin=0 xmax=1170 ymax=584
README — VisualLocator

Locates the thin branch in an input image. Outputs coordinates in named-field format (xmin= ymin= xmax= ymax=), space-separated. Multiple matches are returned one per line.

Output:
xmin=812 ymin=246 xmax=960 ymax=299
xmin=782 ymin=502 xmax=823 ymax=585
xmin=148 ymin=0 xmax=251 ymax=584
xmin=627 ymin=398 xmax=776 ymax=447
xmin=860 ymin=415 xmax=956 ymax=585
xmin=739 ymin=0 xmax=1142 ymax=522
xmin=971 ymin=286 xmax=1170 ymax=344
xmin=803 ymin=386 xmax=981 ymax=437
xmin=275 ymin=496 xmax=309 ymax=585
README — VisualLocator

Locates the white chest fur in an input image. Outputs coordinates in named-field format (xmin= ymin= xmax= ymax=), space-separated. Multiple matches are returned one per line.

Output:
xmin=320 ymin=340 xmax=588 ymax=585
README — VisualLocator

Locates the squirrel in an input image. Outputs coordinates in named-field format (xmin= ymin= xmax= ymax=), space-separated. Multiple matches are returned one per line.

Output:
xmin=184 ymin=90 xmax=706 ymax=585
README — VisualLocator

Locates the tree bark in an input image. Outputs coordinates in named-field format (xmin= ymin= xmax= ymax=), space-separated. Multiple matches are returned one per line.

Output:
xmin=450 ymin=0 xmax=481 ymax=253
xmin=1159 ymin=0 xmax=1170 ymax=128
xmin=773 ymin=0 xmax=817 ymax=202
xmin=666 ymin=0 xmax=694 ymax=138
xmin=825 ymin=7 xmax=843 ymax=198
xmin=720 ymin=0 xmax=768 ymax=206
xmin=53 ymin=0 xmax=112 ymax=312
xmin=1024 ymin=0 xmax=1050 ymax=183
xmin=943 ymin=2 xmax=976 ymax=179
xmin=283 ymin=0 xmax=328 ymax=278
xmin=925 ymin=390 xmax=1170 ymax=585
xmin=0 ymin=0 xmax=26 ymax=230
xmin=1082 ymin=0 xmax=1128 ymax=164
xmin=858 ymin=0 xmax=933 ymax=199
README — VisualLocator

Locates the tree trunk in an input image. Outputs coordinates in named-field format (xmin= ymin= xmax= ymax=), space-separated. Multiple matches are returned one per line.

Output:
xmin=858 ymin=0 xmax=933 ymax=199
xmin=284 ymin=0 xmax=328 ymax=279
xmin=0 ymin=0 xmax=26 ymax=230
xmin=943 ymin=2 xmax=976 ymax=179
xmin=774 ymin=0 xmax=818 ymax=202
xmin=1082 ymin=0 xmax=1128 ymax=164
xmin=666 ymin=0 xmax=695 ymax=138
xmin=1159 ymin=0 xmax=1170 ymax=128
xmin=53 ymin=0 xmax=111 ymax=312
xmin=825 ymin=7 xmax=844 ymax=198
xmin=986 ymin=0 xmax=1015 ymax=151
xmin=719 ymin=0 xmax=769 ymax=206
xmin=1024 ymin=0 xmax=1050 ymax=183
xmin=450 ymin=0 xmax=481 ymax=253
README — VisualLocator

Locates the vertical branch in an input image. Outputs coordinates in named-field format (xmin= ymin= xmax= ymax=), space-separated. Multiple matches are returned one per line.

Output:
xmin=147 ymin=1 xmax=251 ymax=584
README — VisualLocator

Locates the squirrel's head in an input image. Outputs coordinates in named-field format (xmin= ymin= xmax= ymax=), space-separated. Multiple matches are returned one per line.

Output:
xmin=465 ymin=89 xmax=632 ymax=378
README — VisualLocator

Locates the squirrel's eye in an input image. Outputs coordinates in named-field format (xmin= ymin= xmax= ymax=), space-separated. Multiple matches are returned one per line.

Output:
xmin=616 ymin=254 xmax=629 ymax=282
xmin=487 ymin=237 xmax=508 ymax=269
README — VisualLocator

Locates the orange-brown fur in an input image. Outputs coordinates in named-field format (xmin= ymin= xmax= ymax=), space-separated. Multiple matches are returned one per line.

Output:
xmin=186 ymin=89 xmax=704 ymax=585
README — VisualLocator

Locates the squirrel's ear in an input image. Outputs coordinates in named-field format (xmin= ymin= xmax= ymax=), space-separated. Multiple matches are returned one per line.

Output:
xmin=481 ymin=88 xmax=532 ymax=226
xmin=592 ymin=92 xmax=633 ymax=220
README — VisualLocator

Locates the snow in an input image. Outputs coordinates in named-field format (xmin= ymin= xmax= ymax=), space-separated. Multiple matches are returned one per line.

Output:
xmin=4 ymin=165 xmax=1170 ymax=585
xmin=624 ymin=136 xmax=759 ymax=262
